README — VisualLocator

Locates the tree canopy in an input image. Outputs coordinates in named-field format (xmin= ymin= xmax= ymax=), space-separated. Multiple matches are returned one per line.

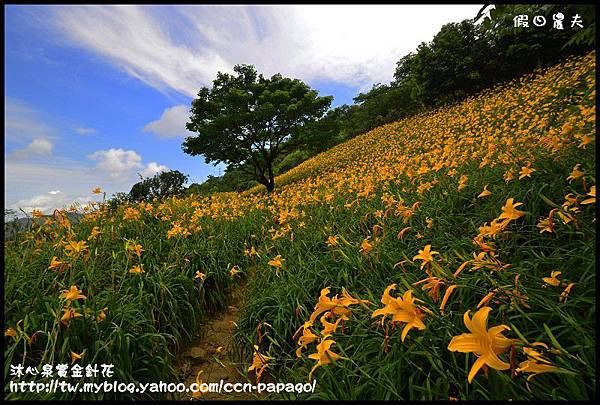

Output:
xmin=183 ymin=64 xmax=332 ymax=192
xmin=128 ymin=170 xmax=189 ymax=202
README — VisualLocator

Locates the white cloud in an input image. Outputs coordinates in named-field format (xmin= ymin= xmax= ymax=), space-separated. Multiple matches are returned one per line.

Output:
xmin=11 ymin=138 xmax=54 ymax=159
xmin=6 ymin=157 xmax=172 ymax=216
xmin=51 ymin=6 xmax=231 ymax=97
xmin=5 ymin=158 xmax=132 ymax=215
xmin=6 ymin=159 xmax=118 ymax=200
xmin=8 ymin=190 xmax=98 ymax=215
xmin=3 ymin=99 xmax=139 ymax=215
xmin=143 ymin=105 xmax=194 ymax=138
xmin=141 ymin=161 xmax=169 ymax=178
xmin=87 ymin=147 xmax=143 ymax=178
xmin=5 ymin=145 xmax=172 ymax=212
xmin=48 ymin=5 xmax=482 ymax=96
xmin=75 ymin=127 xmax=96 ymax=134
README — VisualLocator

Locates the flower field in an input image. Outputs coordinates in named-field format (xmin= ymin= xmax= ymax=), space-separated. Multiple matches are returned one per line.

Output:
xmin=4 ymin=51 xmax=596 ymax=400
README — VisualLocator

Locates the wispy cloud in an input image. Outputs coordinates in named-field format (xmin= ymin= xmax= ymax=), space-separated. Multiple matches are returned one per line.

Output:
xmin=51 ymin=5 xmax=231 ymax=97
xmin=4 ymin=97 xmax=59 ymax=143
xmin=75 ymin=127 xmax=96 ymax=135
xmin=48 ymin=5 xmax=482 ymax=96
xmin=8 ymin=46 xmax=64 ymax=68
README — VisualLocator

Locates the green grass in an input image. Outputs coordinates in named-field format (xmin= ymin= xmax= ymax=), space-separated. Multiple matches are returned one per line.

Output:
xmin=3 ymin=51 xmax=596 ymax=400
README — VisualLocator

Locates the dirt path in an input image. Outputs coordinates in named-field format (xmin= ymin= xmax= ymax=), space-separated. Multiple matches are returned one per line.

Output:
xmin=175 ymin=289 xmax=257 ymax=400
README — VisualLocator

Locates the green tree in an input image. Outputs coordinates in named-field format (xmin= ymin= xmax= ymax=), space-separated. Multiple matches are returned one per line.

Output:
xmin=129 ymin=170 xmax=189 ymax=202
xmin=393 ymin=21 xmax=495 ymax=106
xmin=106 ymin=192 xmax=130 ymax=211
xmin=187 ymin=165 xmax=259 ymax=195
xmin=294 ymin=106 xmax=349 ymax=154
xmin=476 ymin=4 xmax=595 ymax=81
xmin=183 ymin=64 xmax=332 ymax=192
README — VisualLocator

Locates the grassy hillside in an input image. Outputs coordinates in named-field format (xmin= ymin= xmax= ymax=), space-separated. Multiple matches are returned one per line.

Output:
xmin=4 ymin=51 xmax=595 ymax=400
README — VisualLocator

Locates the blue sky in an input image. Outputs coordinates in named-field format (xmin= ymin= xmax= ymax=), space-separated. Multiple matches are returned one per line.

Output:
xmin=5 ymin=5 xmax=482 ymax=214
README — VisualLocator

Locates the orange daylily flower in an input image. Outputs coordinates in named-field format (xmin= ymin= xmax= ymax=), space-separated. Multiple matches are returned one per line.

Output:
xmin=516 ymin=359 xmax=563 ymax=381
xmin=71 ymin=351 xmax=83 ymax=363
xmin=478 ymin=218 xmax=510 ymax=239
xmin=478 ymin=185 xmax=492 ymax=198
xmin=542 ymin=271 xmax=562 ymax=287
xmin=413 ymin=245 xmax=439 ymax=270
xmin=503 ymin=170 xmax=515 ymax=183
xmin=559 ymin=283 xmax=575 ymax=303
xmin=167 ymin=222 xmax=191 ymax=238
xmin=371 ymin=286 xmax=426 ymax=342
xmin=326 ymin=235 xmax=339 ymax=247
xmin=516 ymin=347 xmax=567 ymax=381
xmin=498 ymin=198 xmax=525 ymax=221
xmin=458 ymin=175 xmax=468 ymax=191
xmin=97 ymin=307 xmax=108 ymax=322
xmin=32 ymin=209 xmax=44 ymax=218
xmin=5 ymin=327 xmax=18 ymax=338
xmin=192 ymin=370 xmax=204 ymax=398
xmin=566 ymin=164 xmax=585 ymax=183
xmin=537 ymin=217 xmax=554 ymax=234
xmin=581 ymin=185 xmax=595 ymax=204
xmin=578 ymin=134 xmax=595 ymax=148
xmin=229 ymin=265 xmax=241 ymax=277
xmin=88 ymin=226 xmax=102 ymax=241
xmin=338 ymin=288 xmax=371 ymax=307
xmin=308 ymin=337 xmax=342 ymax=380
xmin=302 ymin=287 xmax=361 ymax=329
xmin=267 ymin=255 xmax=285 ymax=275
xmin=472 ymin=235 xmax=496 ymax=252
xmin=129 ymin=264 xmax=145 ymax=274
xmin=247 ymin=345 xmax=271 ymax=382
xmin=397 ymin=227 xmax=411 ymax=239
xmin=359 ymin=238 xmax=374 ymax=254
xmin=60 ymin=285 xmax=87 ymax=302
xmin=61 ymin=307 xmax=83 ymax=327
xmin=129 ymin=243 xmax=144 ymax=258
xmin=48 ymin=256 xmax=64 ymax=270
xmin=64 ymin=240 xmax=88 ymax=257
xmin=296 ymin=327 xmax=319 ymax=357
xmin=447 ymin=307 xmax=513 ymax=383
xmin=440 ymin=285 xmax=458 ymax=314
xmin=320 ymin=313 xmax=341 ymax=336
xmin=413 ymin=277 xmax=444 ymax=302
xmin=123 ymin=207 xmax=142 ymax=221
xmin=244 ymin=246 xmax=258 ymax=257
xmin=518 ymin=166 xmax=535 ymax=179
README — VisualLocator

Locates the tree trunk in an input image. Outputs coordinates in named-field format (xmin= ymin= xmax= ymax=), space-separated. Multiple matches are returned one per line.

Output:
xmin=266 ymin=160 xmax=275 ymax=193
xmin=266 ymin=180 xmax=275 ymax=193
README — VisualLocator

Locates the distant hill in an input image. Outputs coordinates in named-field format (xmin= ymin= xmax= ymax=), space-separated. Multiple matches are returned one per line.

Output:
xmin=4 ymin=212 xmax=84 ymax=240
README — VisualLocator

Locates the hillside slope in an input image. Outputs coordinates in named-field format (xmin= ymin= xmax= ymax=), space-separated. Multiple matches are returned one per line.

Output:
xmin=233 ymin=51 xmax=596 ymax=399
xmin=4 ymin=51 xmax=595 ymax=400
